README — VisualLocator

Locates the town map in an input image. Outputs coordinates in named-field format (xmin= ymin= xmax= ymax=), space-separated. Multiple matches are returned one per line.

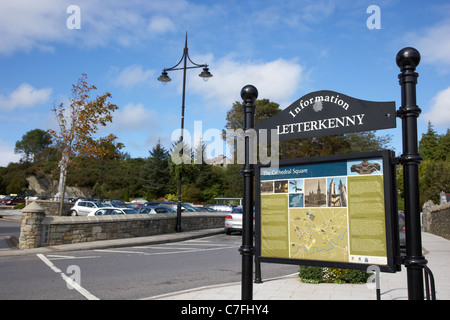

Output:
xmin=289 ymin=207 xmax=349 ymax=262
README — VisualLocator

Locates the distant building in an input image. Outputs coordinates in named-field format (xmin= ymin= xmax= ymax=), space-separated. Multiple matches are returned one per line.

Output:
xmin=209 ymin=154 xmax=228 ymax=167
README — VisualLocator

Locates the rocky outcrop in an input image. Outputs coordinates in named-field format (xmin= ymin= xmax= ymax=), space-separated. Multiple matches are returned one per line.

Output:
xmin=26 ymin=175 xmax=88 ymax=198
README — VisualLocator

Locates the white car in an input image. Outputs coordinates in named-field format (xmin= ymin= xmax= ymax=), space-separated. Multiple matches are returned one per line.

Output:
xmin=224 ymin=206 xmax=255 ymax=235
xmin=69 ymin=200 xmax=108 ymax=216
xmin=225 ymin=206 xmax=243 ymax=234
xmin=87 ymin=207 xmax=138 ymax=216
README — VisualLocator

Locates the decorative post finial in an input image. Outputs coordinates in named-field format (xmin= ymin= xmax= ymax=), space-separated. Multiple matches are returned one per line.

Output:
xmin=396 ymin=47 xmax=421 ymax=70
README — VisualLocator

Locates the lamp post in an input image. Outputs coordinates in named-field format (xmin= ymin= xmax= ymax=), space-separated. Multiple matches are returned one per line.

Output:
xmin=158 ymin=32 xmax=212 ymax=232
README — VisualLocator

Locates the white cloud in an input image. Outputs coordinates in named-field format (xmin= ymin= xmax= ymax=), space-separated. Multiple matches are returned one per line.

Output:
xmin=408 ymin=21 xmax=450 ymax=72
xmin=0 ymin=0 xmax=69 ymax=54
xmin=187 ymin=56 xmax=305 ymax=110
xmin=0 ymin=0 xmax=204 ymax=54
xmin=110 ymin=103 xmax=158 ymax=131
xmin=0 ymin=84 xmax=52 ymax=111
xmin=0 ymin=139 xmax=21 ymax=167
xmin=112 ymin=65 xmax=155 ymax=88
xmin=422 ymin=87 xmax=450 ymax=127
xmin=148 ymin=16 xmax=176 ymax=34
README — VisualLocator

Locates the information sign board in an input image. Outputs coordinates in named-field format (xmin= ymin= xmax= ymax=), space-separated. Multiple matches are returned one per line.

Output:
xmin=256 ymin=90 xmax=396 ymax=141
xmin=255 ymin=150 xmax=399 ymax=272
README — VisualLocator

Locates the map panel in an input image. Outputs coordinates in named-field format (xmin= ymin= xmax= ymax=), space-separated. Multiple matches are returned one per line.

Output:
xmin=289 ymin=208 xmax=349 ymax=262
xmin=259 ymin=155 xmax=390 ymax=267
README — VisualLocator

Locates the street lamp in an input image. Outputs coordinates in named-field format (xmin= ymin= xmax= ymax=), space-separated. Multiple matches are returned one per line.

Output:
xmin=158 ymin=32 xmax=212 ymax=232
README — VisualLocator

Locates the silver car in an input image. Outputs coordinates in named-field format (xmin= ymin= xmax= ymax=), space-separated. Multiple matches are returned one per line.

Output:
xmin=87 ymin=207 xmax=138 ymax=216
xmin=138 ymin=206 xmax=176 ymax=214
xmin=225 ymin=206 xmax=243 ymax=234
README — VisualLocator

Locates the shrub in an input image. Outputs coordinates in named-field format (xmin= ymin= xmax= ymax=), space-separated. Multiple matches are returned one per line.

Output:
xmin=299 ymin=266 xmax=372 ymax=284
xmin=299 ymin=266 xmax=323 ymax=284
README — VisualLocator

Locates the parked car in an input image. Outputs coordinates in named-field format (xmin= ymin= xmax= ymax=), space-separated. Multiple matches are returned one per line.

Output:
xmin=69 ymin=200 xmax=108 ymax=216
xmin=138 ymin=206 xmax=176 ymax=214
xmin=398 ymin=211 xmax=406 ymax=251
xmin=195 ymin=206 xmax=217 ymax=212
xmin=125 ymin=202 xmax=141 ymax=209
xmin=0 ymin=195 xmax=25 ymax=205
xmin=225 ymin=206 xmax=256 ymax=235
xmin=87 ymin=207 xmax=138 ymax=216
xmin=144 ymin=201 xmax=202 ymax=212
xmin=207 ymin=204 xmax=235 ymax=212
xmin=225 ymin=206 xmax=243 ymax=234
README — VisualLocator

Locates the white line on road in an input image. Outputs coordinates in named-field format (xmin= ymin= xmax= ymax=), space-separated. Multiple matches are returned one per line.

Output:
xmin=46 ymin=254 xmax=101 ymax=260
xmin=95 ymin=246 xmax=237 ymax=256
xmin=36 ymin=254 xmax=100 ymax=300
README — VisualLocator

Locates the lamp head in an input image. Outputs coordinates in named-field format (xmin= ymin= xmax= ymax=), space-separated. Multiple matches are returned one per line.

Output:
xmin=199 ymin=67 xmax=213 ymax=82
xmin=158 ymin=70 xmax=171 ymax=83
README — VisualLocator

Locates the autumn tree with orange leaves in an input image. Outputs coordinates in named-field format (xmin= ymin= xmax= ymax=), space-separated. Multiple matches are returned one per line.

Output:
xmin=48 ymin=74 xmax=123 ymax=215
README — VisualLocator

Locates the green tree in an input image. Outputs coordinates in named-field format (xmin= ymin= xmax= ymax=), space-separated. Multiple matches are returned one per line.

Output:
xmin=141 ymin=141 xmax=170 ymax=199
xmin=14 ymin=129 xmax=51 ymax=162
xmin=419 ymin=122 xmax=439 ymax=161
xmin=223 ymin=98 xmax=281 ymax=135
xmin=416 ymin=124 xmax=450 ymax=205
xmin=436 ymin=129 xmax=450 ymax=161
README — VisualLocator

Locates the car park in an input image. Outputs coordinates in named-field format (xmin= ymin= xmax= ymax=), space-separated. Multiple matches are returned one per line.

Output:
xmin=69 ymin=200 xmax=108 ymax=216
xmin=138 ymin=206 xmax=176 ymax=214
xmin=87 ymin=207 xmax=138 ymax=216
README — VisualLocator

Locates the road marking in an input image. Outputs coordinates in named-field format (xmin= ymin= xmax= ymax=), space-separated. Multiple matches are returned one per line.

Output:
xmin=46 ymin=254 xmax=101 ymax=260
xmin=132 ymin=246 xmax=197 ymax=250
xmin=36 ymin=254 xmax=100 ymax=300
xmin=95 ymin=246 xmax=237 ymax=256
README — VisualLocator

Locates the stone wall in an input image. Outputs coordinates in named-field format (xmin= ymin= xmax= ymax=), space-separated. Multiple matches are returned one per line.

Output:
xmin=25 ymin=199 xmax=73 ymax=216
xmin=422 ymin=201 xmax=450 ymax=240
xmin=18 ymin=202 xmax=227 ymax=249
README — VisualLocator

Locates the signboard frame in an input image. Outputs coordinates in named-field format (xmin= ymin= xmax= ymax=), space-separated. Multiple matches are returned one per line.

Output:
xmin=255 ymin=150 xmax=400 ymax=273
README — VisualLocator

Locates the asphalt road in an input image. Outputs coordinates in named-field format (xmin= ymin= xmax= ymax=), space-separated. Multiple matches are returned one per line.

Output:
xmin=0 ymin=232 xmax=299 ymax=300
xmin=0 ymin=219 xmax=20 ymax=251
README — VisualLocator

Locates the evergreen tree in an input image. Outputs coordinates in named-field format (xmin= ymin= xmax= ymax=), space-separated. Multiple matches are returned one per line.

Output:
xmin=436 ymin=129 xmax=450 ymax=161
xmin=141 ymin=141 xmax=170 ymax=199
xmin=419 ymin=122 xmax=439 ymax=161
xmin=14 ymin=129 xmax=52 ymax=162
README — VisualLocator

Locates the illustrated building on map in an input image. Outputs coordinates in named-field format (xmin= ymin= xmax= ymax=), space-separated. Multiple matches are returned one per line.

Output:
xmin=327 ymin=179 xmax=348 ymax=207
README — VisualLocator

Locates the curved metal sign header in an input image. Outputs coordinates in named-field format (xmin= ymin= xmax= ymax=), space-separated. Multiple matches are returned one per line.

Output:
xmin=256 ymin=90 xmax=396 ymax=141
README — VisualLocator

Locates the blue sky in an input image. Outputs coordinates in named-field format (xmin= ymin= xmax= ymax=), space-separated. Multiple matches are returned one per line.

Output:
xmin=0 ymin=0 xmax=449 ymax=166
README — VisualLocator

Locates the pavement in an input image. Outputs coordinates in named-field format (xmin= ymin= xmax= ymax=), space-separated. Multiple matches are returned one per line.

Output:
xmin=1 ymin=209 xmax=449 ymax=300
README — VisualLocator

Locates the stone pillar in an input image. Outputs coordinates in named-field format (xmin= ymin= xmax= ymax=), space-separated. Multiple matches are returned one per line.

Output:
xmin=19 ymin=202 xmax=45 ymax=249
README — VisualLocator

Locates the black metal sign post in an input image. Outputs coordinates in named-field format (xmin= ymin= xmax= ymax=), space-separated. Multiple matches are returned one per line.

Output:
xmin=240 ymin=85 xmax=258 ymax=300
xmin=396 ymin=47 xmax=427 ymax=300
